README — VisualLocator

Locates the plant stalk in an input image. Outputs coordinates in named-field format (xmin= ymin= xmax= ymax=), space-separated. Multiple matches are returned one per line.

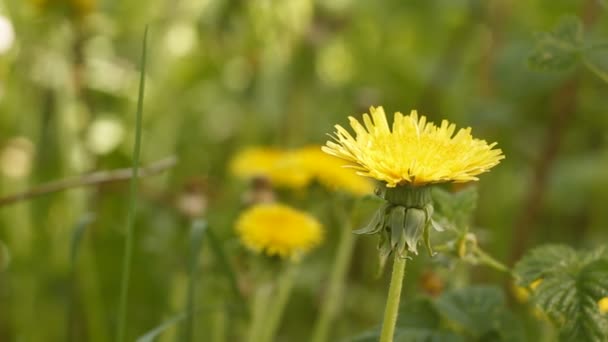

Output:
xmin=246 ymin=282 xmax=273 ymax=342
xmin=310 ymin=224 xmax=356 ymax=342
xmin=379 ymin=253 xmax=408 ymax=342
xmin=259 ymin=265 xmax=296 ymax=342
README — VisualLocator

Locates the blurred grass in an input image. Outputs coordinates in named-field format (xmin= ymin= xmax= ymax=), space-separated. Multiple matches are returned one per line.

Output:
xmin=0 ymin=0 xmax=607 ymax=341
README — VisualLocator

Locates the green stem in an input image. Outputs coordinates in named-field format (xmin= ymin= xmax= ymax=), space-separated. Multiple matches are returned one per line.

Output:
xmin=211 ymin=307 xmax=226 ymax=342
xmin=310 ymin=224 xmax=356 ymax=342
xmin=582 ymin=57 xmax=608 ymax=84
xmin=260 ymin=265 xmax=297 ymax=342
xmin=246 ymin=282 xmax=273 ymax=342
xmin=379 ymin=253 xmax=408 ymax=342
xmin=474 ymin=247 xmax=511 ymax=274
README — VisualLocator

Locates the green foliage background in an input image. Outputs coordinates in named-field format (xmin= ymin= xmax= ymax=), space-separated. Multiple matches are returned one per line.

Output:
xmin=0 ymin=0 xmax=607 ymax=341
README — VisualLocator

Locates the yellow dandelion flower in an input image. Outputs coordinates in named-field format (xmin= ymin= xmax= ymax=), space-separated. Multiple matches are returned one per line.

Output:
xmin=599 ymin=297 xmax=608 ymax=314
xmin=296 ymin=146 xmax=374 ymax=196
xmin=236 ymin=203 xmax=323 ymax=260
xmin=322 ymin=106 xmax=504 ymax=187
xmin=230 ymin=147 xmax=312 ymax=189
xmin=530 ymin=278 xmax=543 ymax=291
xmin=512 ymin=284 xmax=531 ymax=303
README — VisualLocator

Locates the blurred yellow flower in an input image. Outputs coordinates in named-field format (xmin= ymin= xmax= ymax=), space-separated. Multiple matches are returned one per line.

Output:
xmin=530 ymin=278 xmax=543 ymax=291
xmin=599 ymin=297 xmax=608 ymax=314
xmin=236 ymin=203 xmax=323 ymax=260
xmin=512 ymin=284 xmax=531 ymax=303
xmin=323 ymin=106 xmax=504 ymax=187
xmin=296 ymin=146 xmax=374 ymax=196
xmin=230 ymin=146 xmax=373 ymax=195
xmin=230 ymin=147 xmax=311 ymax=189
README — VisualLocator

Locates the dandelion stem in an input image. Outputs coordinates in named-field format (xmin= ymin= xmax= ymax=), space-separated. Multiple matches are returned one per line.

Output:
xmin=311 ymin=219 xmax=356 ymax=342
xmin=259 ymin=265 xmax=297 ymax=342
xmin=246 ymin=282 xmax=272 ymax=342
xmin=379 ymin=253 xmax=408 ymax=342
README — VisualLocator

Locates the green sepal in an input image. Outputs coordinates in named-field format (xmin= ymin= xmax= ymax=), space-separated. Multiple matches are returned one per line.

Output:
xmin=353 ymin=203 xmax=389 ymax=235
xmin=396 ymin=226 xmax=408 ymax=258
xmin=404 ymin=207 xmax=426 ymax=255
xmin=377 ymin=231 xmax=393 ymax=277
xmin=389 ymin=206 xmax=406 ymax=249
xmin=430 ymin=219 xmax=445 ymax=232
xmin=423 ymin=223 xmax=436 ymax=257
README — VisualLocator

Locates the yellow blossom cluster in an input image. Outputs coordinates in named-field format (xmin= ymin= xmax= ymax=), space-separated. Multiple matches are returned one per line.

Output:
xmin=230 ymin=145 xmax=374 ymax=196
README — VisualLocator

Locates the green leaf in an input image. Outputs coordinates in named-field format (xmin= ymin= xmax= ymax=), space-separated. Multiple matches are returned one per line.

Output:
xmin=528 ymin=16 xmax=584 ymax=71
xmin=394 ymin=329 xmax=464 ymax=342
xmin=69 ymin=213 xmax=95 ymax=265
xmin=513 ymin=244 xmax=578 ymax=285
xmin=434 ymin=286 xmax=506 ymax=338
xmin=205 ymin=228 xmax=247 ymax=315
xmin=515 ymin=245 xmax=608 ymax=342
xmin=431 ymin=186 xmax=478 ymax=231
xmin=349 ymin=300 xmax=463 ymax=342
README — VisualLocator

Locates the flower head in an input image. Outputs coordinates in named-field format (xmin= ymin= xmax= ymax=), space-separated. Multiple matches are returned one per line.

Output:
xmin=322 ymin=106 xmax=504 ymax=187
xmin=230 ymin=146 xmax=373 ymax=195
xmin=296 ymin=146 xmax=374 ymax=196
xmin=230 ymin=147 xmax=311 ymax=189
xmin=599 ymin=297 xmax=608 ymax=314
xmin=236 ymin=203 xmax=323 ymax=260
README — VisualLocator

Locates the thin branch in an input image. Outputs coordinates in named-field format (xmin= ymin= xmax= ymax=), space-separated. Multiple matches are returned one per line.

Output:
xmin=582 ymin=56 xmax=608 ymax=84
xmin=0 ymin=156 xmax=177 ymax=207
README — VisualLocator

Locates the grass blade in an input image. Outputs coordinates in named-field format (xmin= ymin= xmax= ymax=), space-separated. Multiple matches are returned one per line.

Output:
xmin=182 ymin=219 xmax=207 ymax=342
xmin=206 ymin=228 xmax=247 ymax=315
xmin=136 ymin=312 xmax=188 ymax=342
xmin=117 ymin=25 xmax=148 ymax=342
xmin=67 ymin=213 xmax=96 ymax=342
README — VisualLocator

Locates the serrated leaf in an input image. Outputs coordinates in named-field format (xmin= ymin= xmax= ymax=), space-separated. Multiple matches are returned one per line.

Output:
xmin=434 ymin=286 xmax=506 ymax=338
xmin=513 ymin=244 xmax=578 ymax=285
xmin=528 ymin=16 xmax=584 ymax=71
xmin=516 ymin=245 xmax=608 ymax=342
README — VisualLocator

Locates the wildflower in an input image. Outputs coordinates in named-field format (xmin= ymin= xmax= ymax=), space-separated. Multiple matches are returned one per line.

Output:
xmin=599 ymin=297 xmax=608 ymax=314
xmin=230 ymin=146 xmax=373 ymax=196
xmin=296 ymin=146 xmax=374 ymax=196
xmin=230 ymin=147 xmax=311 ymax=189
xmin=323 ymin=106 xmax=504 ymax=187
xmin=512 ymin=284 xmax=531 ymax=303
xmin=324 ymin=106 xmax=503 ymax=265
xmin=235 ymin=203 xmax=323 ymax=260
xmin=530 ymin=278 xmax=543 ymax=291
